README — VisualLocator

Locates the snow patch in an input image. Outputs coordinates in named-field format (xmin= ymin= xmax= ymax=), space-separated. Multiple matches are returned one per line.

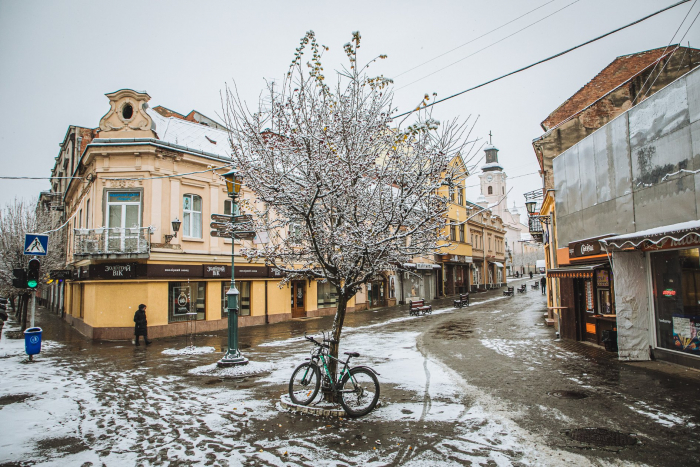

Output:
xmin=162 ymin=346 xmax=216 ymax=355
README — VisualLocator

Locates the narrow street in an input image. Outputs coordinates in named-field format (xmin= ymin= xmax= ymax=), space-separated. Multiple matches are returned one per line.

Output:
xmin=1 ymin=276 xmax=698 ymax=466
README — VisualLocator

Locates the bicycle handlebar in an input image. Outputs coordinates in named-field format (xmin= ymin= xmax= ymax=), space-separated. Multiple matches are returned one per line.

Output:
xmin=304 ymin=332 xmax=338 ymax=348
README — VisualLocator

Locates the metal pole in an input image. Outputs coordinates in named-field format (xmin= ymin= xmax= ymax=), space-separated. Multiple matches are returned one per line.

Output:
xmin=30 ymin=294 xmax=36 ymax=328
xmin=218 ymin=191 xmax=248 ymax=367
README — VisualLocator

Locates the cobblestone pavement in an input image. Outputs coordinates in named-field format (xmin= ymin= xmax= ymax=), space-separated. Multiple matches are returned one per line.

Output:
xmin=1 ymin=276 xmax=699 ymax=466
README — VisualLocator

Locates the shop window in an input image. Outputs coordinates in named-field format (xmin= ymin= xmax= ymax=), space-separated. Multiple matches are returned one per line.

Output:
xmin=317 ymin=280 xmax=339 ymax=308
xmin=651 ymin=249 xmax=700 ymax=356
xmin=168 ymin=281 xmax=206 ymax=322
xmin=221 ymin=281 xmax=250 ymax=318
xmin=183 ymin=194 xmax=203 ymax=238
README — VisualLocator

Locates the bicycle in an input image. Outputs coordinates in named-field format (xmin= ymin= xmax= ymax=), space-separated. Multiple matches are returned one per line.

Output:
xmin=288 ymin=332 xmax=381 ymax=417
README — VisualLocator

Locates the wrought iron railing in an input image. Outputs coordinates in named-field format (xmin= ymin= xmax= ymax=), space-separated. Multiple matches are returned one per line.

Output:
xmin=528 ymin=216 xmax=543 ymax=234
xmin=74 ymin=227 xmax=151 ymax=256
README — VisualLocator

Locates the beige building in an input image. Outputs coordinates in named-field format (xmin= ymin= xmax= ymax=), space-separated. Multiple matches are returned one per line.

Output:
xmin=58 ymin=89 xmax=360 ymax=340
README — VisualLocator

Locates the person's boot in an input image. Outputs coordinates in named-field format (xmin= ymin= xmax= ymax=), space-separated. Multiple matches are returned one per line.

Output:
xmin=135 ymin=336 xmax=140 ymax=346
xmin=145 ymin=339 xmax=152 ymax=346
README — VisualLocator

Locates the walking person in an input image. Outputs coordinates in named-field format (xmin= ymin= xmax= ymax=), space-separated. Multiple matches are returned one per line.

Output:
xmin=529 ymin=271 xmax=533 ymax=279
xmin=134 ymin=304 xmax=152 ymax=346
xmin=541 ymin=276 xmax=546 ymax=295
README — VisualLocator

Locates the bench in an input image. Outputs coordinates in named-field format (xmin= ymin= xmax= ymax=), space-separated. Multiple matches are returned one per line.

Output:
xmin=503 ymin=287 xmax=514 ymax=296
xmin=453 ymin=293 xmax=469 ymax=308
xmin=517 ymin=284 xmax=527 ymax=293
xmin=409 ymin=299 xmax=432 ymax=316
xmin=531 ymin=282 xmax=539 ymax=290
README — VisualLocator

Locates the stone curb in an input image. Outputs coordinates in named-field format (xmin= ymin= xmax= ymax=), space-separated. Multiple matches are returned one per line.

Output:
xmin=279 ymin=395 xmax=346 ymax=418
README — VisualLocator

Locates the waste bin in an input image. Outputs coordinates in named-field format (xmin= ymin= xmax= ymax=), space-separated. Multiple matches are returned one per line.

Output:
xmin=24 ymin=327 xmax=43 ymax=356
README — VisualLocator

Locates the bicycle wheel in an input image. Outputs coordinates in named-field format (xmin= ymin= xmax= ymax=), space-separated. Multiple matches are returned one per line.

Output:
xmin=288 ymin=362 xmax=321 ymax=406
xmin=339 ymin=367 xmax=380 ymax=417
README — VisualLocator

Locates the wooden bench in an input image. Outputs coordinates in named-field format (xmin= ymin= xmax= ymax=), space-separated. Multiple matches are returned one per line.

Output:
xmin=531 ymin=282 xmax=539 ymax=290
xmin=453 ymin=293 xmax=469 ymax=308
xmin=409 ymin=299 xmax=432 ymax=316
xmin=503 ymin=287 xmax=514 ymax=296
xmin=517 ymin=284 xmax=527 ymax=293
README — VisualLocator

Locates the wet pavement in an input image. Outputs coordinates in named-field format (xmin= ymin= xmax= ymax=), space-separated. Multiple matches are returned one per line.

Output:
xmin=0 ymin=275 xmax=698 ymax=466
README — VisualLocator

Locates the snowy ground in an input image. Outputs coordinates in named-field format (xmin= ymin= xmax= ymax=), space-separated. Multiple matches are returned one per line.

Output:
xmin=1 ymin=285 xmax=698 ymax=466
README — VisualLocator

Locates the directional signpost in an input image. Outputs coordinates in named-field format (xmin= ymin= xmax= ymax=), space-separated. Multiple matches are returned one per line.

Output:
xmin=24 ymin=234 xmax=49 ymax=256
xmin=210 ymin=214 xmax=256 ymax=241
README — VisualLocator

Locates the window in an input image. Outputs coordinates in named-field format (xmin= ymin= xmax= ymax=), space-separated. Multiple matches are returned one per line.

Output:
xmin=79 ymin=209 xmax=82 ymax=229
xmin=458 ymin=188 xmax=464 ymax=205
xmin=459 ymin=224 xmax=465 ymax=243
xmin=449 ymin=186 xmax=455 ymax=202
xmin=471 ymin=233 xmax=474 ymax=246
xmin=224 ymin=199 xmax=232 ymax=215
xmin=169 ymin=281 xmax=206 ymax=322
xmin=502 ymin=186 xmax=505 ymax=194
xmin=317 ymin=281 xmax=339 ymax=308
xmin=488 ymin=186 xmax=493 ymax=195
xmin=450 ymin=223 xmax=456 ymax=241
xmin=106 ymin=191 xmax=141 ymax=250
xmin=86 ymin=199 xmax=91 ymax=229
xmin=183 ymin=194 xmax=203 ymax=238
xmin=221 ymin=281 xmax=250 ymax=317
xmin=488 ymin=237 xmax=492 ymax=251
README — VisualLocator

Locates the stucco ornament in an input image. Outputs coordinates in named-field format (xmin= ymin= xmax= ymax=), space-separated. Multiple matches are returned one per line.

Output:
xmin=99 ymin=89 xmax=154 ymax=132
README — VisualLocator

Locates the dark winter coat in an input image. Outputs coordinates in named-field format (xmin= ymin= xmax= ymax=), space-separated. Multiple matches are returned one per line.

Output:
xmin=134 ymin=309 xmax=148 ymax=336
xmin=541 ymin=277 xmax=546 ymax=288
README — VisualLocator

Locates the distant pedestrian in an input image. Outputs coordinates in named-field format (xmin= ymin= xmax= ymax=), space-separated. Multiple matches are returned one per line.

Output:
xmin=529 ymin=271 xmax=533 ymax=279
xmin=134 ymin=304 xmax=152 ymax=346
xmin=541 ymin=276 xmax=546 ymax=295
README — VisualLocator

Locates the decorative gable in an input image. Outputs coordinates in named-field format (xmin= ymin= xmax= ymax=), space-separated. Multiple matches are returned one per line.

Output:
xmin=99 ymin=89 xmax=156 ymax=138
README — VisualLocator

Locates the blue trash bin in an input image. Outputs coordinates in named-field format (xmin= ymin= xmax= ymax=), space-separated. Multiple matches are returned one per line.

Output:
xmin=24 ymin=327 xmax=42 ymax=356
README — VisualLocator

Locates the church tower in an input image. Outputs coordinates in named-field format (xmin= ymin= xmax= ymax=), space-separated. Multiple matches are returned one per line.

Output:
xmin=478 ymin=138 xmax=507 ymax=218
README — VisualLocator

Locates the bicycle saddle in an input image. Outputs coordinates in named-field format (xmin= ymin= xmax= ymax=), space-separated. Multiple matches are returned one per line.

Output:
xmin=344 ymin=352 xmax=360 ymax=357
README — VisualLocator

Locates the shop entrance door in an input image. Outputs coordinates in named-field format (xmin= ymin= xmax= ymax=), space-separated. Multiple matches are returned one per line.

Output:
xmin=291 ymin=281 xmax=306 ymax=318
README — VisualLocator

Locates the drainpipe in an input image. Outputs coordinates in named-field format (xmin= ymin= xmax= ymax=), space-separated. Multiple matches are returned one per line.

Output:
xmin=265 ymin=280 xmax=269 ymax=324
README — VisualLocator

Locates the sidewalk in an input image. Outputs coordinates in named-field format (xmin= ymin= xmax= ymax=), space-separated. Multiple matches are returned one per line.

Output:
xmin=1 ymin=279 xmax=698 ymax=466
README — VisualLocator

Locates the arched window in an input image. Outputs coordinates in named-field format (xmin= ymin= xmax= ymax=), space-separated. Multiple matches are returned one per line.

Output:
xmin=183 ymin=194 xmax=203 ymax=238
xmin=488 ymin=186 xmax=493 ymax=195
xmin=502 ymin=186 xmax=505 ymax=194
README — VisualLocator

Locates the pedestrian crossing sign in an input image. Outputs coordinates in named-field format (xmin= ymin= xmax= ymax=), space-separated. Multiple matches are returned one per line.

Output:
xmin=24 ymin=234 xmax=49 ymax=256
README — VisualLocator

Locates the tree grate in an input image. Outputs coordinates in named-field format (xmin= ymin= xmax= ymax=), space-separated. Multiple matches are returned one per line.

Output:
xmin=564 ymin=428 xmax=638 ymax=447
xmin=548 ymin=390 xmax=588 ymax=399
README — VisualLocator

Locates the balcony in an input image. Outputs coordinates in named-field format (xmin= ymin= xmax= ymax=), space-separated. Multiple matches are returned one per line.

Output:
xmin=74 ymin=227 xmax=151 ymax=259
xmin=528 ymin=216 xmax=544 ymax=243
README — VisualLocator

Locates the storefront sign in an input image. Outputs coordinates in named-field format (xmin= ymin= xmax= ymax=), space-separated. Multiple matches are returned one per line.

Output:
xmin=269 ymin=267 xmax=285 ymax=278
xmin=569 ymin=239 xmax=604 ymax=258
xmin=596 ymin=270 xmax=610 ymax=288
xmin=173 ymin=286 xmax=191 ymax=315
xmin=96 ymin=263 xmax=136 ymax=279
xmin=672 ymin=315 xmax=700 ymax=354
xmin=50 ymin=270 xmax=72 ymax=280
xmin=235 ymin=265 xmax=269 ymax=278
xmin=416 ymin=263 xmax=433 ymax=270
xmin=147 ymin=264 xmax=204 ymax=278
xmin=203 ymin=265 xmax=228 ymax=278
xmin=585 ymin=280 xmax=594 ymax=311
xmin=642 ymin=234 xmax=700 ymax=251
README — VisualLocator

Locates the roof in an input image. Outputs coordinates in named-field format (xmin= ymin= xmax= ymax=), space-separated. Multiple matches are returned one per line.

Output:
xmin=541 ymin=46 xmax=676 ymax=131
xmin=147 ymin=107 xmax=231 ymax=159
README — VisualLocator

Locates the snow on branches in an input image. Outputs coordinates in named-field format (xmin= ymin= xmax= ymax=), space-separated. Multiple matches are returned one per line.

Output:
xmin=223 ymin=31 xmax=474 ymax=362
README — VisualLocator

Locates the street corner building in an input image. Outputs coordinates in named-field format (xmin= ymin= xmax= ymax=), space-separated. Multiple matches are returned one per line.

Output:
xmin=530 ymin=45 xmax=700 ymax=369
xmin=48 ymin=89 xmax=361 ymax=340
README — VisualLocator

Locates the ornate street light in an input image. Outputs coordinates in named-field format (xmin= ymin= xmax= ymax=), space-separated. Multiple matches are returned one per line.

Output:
xmin=218 ymin=168 xmax=248 ymax=367
xmin=164 ymin=217 xmax=182 ymax=244
xmin=525 ymin=200 xmax=537 ymax=215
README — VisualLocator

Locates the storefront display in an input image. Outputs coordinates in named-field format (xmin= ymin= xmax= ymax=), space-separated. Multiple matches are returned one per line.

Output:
xmin=221 ymin=281 xmax=250 ymax=317
xmin=169 ymin=281 xmax=206 ymax=322
xmin=317 ymin=281 xmax=339 ymax=308
xmin=651 ymin=248 xmax=700 ymax=356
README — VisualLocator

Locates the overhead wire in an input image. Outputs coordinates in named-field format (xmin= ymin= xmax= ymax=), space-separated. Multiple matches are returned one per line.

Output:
xmin=392 ymin=0 xmax=559 ymax=79
xmin=392 ymin=0 xmax=692 ymax=119
xmin=396 ymin=0 xmax=582 ymax=91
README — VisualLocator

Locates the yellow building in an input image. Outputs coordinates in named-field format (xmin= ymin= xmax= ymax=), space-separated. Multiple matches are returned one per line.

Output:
xmin=58 ymin=89 xmax=356 ymax=339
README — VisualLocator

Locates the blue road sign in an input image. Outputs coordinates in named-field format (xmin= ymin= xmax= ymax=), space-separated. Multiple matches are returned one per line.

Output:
xmin=24 ymin=234 xmax=49 ymax=256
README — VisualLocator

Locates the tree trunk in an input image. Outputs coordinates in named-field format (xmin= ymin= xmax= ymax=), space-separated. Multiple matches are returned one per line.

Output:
xmin=323 ymin=293 xmax=348 ymax=402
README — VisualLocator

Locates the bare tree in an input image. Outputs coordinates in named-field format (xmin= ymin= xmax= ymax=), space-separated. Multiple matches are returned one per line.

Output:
xmin=224 ymin=31 xmax=473 ymax=394
xmin=0 ymin=198 xmax=66 ymax=328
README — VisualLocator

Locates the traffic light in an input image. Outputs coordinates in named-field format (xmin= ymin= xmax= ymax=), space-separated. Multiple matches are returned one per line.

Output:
xmin=12 ymin=268 xmax=26 ymax=289
xmin=26 ymin=259 xmax=40 ymax=289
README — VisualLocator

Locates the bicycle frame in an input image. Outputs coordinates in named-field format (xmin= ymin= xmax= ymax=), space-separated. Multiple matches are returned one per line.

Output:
xmin=303 ymin=348 xmax=355 ymax=393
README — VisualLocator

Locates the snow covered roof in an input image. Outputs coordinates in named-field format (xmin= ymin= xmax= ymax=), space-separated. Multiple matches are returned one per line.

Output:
xmin=484 ymin=144 xmax=499 ymax=151
xmin=146 ymin=107 xmax=232 ymax=159
xmin=601 ymin=220 xmax=700 ymax=249
xmin=480 ymin=162 xmax=503 ymax=171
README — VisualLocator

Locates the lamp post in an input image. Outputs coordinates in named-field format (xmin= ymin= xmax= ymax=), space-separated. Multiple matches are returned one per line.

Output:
xmin=164 ymin=217 xmax=182 ymax=244
xmin=218 ymin=169 xmax=248 ymax=367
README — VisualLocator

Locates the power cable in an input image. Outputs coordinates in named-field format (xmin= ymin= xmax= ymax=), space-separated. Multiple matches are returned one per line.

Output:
xmin=392 ymin=0 xmax=692 ymax=119
xmin=393 ymin=0 xmax=559 ymax=79
xmin=396 ymin=0 xmax=582 ymax=91
xmin=0 ymin=164 xmax=232 ymax=183
xmin=634 ymin=0 xmax=697 ymax=103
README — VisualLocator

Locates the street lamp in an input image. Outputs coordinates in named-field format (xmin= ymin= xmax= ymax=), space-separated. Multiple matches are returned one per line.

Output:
xmin=218 ymin=169 xmax=248 ymax=367
xmin=525 ymin=200 xmax=537 ymax=215
xmin=164 ymin=217 xmax=182 ymax=244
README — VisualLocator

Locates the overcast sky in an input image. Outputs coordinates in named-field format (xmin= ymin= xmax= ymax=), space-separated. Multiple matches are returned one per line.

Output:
xmin=1 ymin=0 xmax=698 ymax=212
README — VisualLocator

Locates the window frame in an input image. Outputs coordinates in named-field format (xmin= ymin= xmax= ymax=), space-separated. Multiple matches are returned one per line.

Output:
xmin=183 ymin=193 xmax=203 ymax=239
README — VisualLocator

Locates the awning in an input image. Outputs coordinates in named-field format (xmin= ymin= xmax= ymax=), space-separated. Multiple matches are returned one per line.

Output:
xmin=547 ymin=263 xmax=607 ymax=279
xmin=600 ymin=220 xmax=700 ymax=250
xmin=402 ymin=263 xmax=441 ymax=270
xmin=491 ymin=262 xmax=504 ymax=268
